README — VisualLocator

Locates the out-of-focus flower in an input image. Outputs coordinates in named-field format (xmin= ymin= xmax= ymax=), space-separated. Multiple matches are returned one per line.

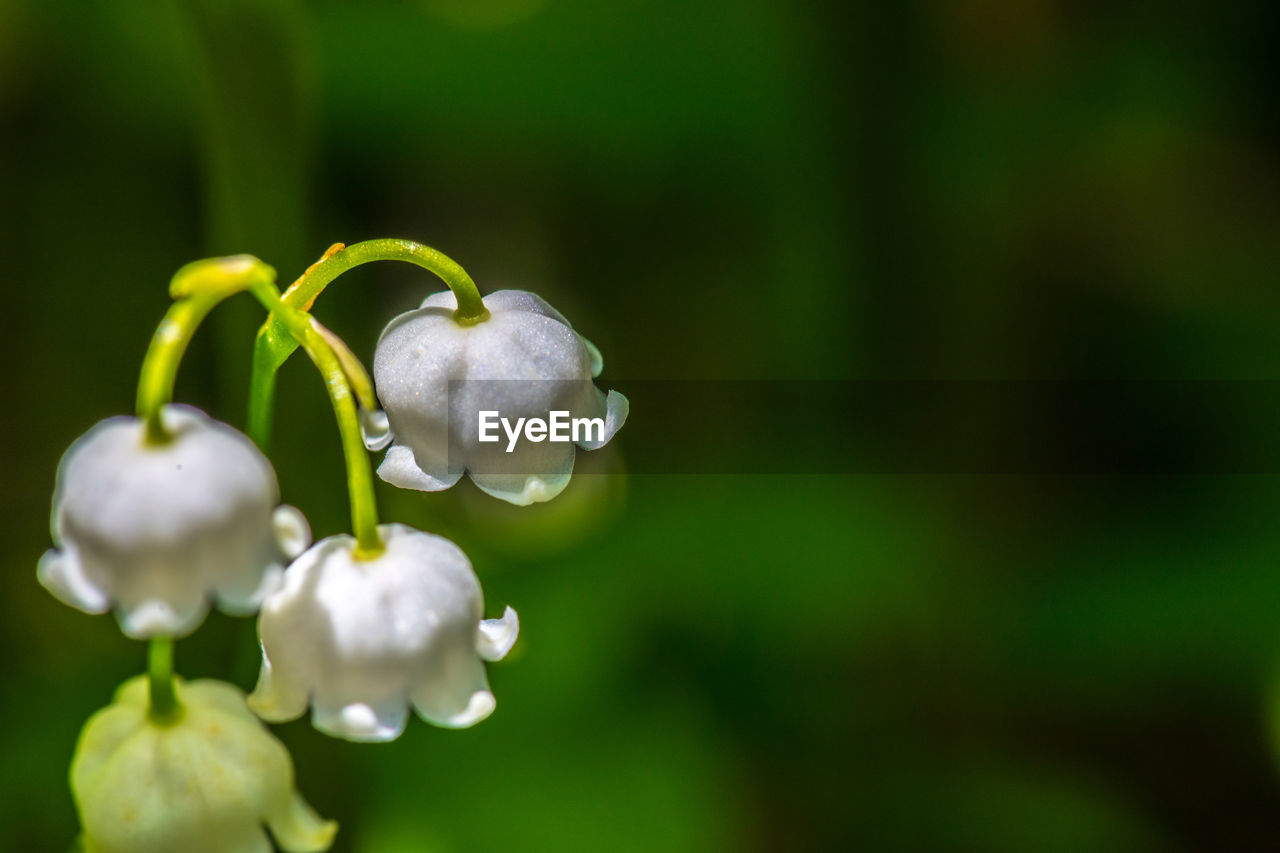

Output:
xmin=371 ymin=289 xmax=628 ymax=505
xmin=38 ymin=405 xmax=310 ymax=638
xmin=72 ymin=675 xmax=336 ymax=853
xmin=249 ymin=523 xmax=519 ymax=742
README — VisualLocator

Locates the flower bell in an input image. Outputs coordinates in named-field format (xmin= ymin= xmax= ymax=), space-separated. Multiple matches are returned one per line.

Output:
xmin=38 ymin=404 xmax=310 ymax=638
xmin=249 ymin=523 xmax=519 ymax=742
xmin=71 ymin=675 xmax=336 ymax=853
xmin=370 ymin=289 xmax=628 ymax=505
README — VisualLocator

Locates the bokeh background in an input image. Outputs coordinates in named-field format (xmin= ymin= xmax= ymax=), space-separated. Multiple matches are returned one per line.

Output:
xmin=3 ymin=1 xmax=1280 ymax=850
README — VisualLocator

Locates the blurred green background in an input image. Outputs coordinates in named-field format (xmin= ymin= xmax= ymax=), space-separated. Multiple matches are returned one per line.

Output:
xmin=4 ymin=1 xmax=1280 ymax=850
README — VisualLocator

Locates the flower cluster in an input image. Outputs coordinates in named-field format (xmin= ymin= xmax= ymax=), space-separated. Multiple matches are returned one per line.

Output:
xmin=41 ymin=243 xmax=627 ymax=850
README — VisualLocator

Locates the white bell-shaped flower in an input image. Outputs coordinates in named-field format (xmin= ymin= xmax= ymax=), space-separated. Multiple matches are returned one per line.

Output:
xmin=72 ymin=675 xmax=336 ymax=853
xmin=371 ymin=289 xmax=628 ymax=505
xmin=38 ymin=405 xmax=311 ymax=639
xmin=249 ymin=522 xmax=519 ymax=742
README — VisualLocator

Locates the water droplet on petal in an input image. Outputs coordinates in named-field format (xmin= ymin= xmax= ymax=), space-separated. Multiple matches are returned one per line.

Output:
xmin=361 ymin=409 xmax=393 ymax=451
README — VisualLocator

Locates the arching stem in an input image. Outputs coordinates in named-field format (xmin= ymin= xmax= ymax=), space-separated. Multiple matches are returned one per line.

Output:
xmin=136 ymin=255 xmax=279 ymax=444
xmin=138 ymin=253 xmax=382 ymax=554
xmin=270 ymin=305 xmax=384 ymax=557
xmin=285 ymin=239 xmax=487 ymax=322
xmin=137 ymin=295 xmax=223 ymax=443
xmin=246 ymin=239 xmax=486 ymax=451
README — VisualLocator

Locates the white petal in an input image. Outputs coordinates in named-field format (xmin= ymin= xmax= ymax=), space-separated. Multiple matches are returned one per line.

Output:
xmin=577 ymin=389 xmax=629 ymax=451
xmin=445 ymin=690 xmax=496 ymax=728
xmin=37 ymin=548 xmax=110 ymax=614
xmin=272 ymin=505 xmax=311 ymax=559
xmin=477 ymin=606 xmax=520 ymax=662
xmin=360 ymin=409 xmax=393 ymax=451
xmin=473 ymin=472 xmax=572 ymax=505
xmin=483 ymin=290 xmax=572 ymax=326
xmin=376 ymin=300 xmax=469 ymax=382
xmin=312 ymin=697 xmax=409 ymax=743
xmin=116 ymin=594 xmax=210 ymax=639
xmin=217 ymin=564 xmax=284 ymax=616
xmin=248 ymin=655 xmax=310 ymax=723
xmin=418 ymin=289 xmax=458 ymax=311
xmin=467 ymin=439 xmax=575 ymax=506
xmin=473 ymin=472 xmax=571 ymax=506
xmin=411 ymin=661 xmax=497 ymax=730
xmin=377 ymin=443 xmax=462 ymax=492
xmin=464 ymin=308 xmax=590 ymax=382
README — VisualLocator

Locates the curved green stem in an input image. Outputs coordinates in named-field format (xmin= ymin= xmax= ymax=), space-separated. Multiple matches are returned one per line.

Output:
xmin=272 ymin=306 xmax=384 ymax=558
xmin=246 ymin=239 xmax=486 ymax=449
xmin=147 ymin=637 xmax=180 ymax=723
xmin=285 ymin=239 xmax=487 ymax=322
xmin=137 ymin=295 xmax=223 ymax=443
xmin=137 ymin=256 xmax=278 ymax=444
xmin=135 ymin=254 xmax=381 ymax=553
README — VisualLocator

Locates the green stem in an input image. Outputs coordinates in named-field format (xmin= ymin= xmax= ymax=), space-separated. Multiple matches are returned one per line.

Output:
xmin=136 ymin=294 xmax=223 ymax=443
xmin=246 ymin=239 xmax=486 ymax=449
xmin=285 ymin=239 xmax=488 ymax=322
xmin=135 ymin=255 xmax=380 ymax=553
xmin=147 ymin=637 xmax=179 ymax=723
xmin=246 ymin=314 xmax=288 ymax=450
xmin=273 ymin=306 xmax=384 ymax=557
xmin=137 ymin=256 xmax=279 ymax=444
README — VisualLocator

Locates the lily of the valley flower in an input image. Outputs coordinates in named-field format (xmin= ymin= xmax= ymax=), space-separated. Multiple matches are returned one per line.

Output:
xmin=249 ymin=523 xmax=518 ymax=742
xmin=72 ymin=675 xmax=336 ymax=853
xmin=371 ymin=289 xmax=628 ymax=505
xmin=38 ymin=405 xmax=310 ymax=638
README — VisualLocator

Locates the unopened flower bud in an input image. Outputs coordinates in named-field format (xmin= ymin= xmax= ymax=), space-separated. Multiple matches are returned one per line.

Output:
xmin=71 ymin=676 xmax=336 ymax=853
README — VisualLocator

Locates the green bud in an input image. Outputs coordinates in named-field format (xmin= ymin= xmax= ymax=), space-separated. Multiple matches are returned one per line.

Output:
xmin=71 ymin=676 xmax=336 ymax=853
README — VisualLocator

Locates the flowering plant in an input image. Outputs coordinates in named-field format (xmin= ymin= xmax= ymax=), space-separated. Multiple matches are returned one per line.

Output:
xmin=40 ymin=240 xmax=625 ymax=849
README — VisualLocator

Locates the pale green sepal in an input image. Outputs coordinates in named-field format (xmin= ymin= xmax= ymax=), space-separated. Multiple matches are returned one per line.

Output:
xmin=266 ymin=791 xmax=340 ymax=852
xmin=580 ymin=334 xmax=603 ymax=377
